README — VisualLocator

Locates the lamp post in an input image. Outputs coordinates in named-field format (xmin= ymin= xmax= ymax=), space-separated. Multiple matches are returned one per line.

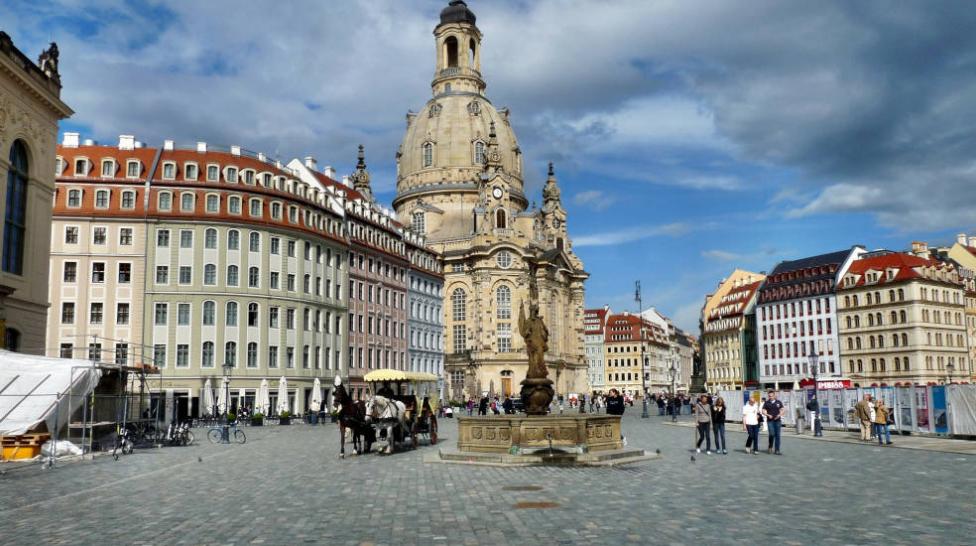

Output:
xmin=809 ymin=353 xmax=822 ymax=436
xmin=636 ymin=281 xmax=649 ymax=418
xmin=946 ymin=362 xmax=954 ymax=385
xmin=669 ymin=362 xmax=677 ymax=395
xmin=221 ymin=361 xmax=233 ymax=443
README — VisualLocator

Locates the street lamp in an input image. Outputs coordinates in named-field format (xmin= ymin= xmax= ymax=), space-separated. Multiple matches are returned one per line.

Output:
xmin=636 ymin=281 xmax=649 ymax=418
xmin=809 ymin=353 xmax=822 ymax=436
xmin=668 ymin=362 xmax=677 ymax=395
xmin=221 ymin=361 xmax=233 ymax=443
xmin=946 ymin=362 xmax=955 ymax=385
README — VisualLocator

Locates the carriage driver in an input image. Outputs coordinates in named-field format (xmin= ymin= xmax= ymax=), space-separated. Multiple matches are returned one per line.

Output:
xmin=377 ymin=381 xmax=395 ymax=399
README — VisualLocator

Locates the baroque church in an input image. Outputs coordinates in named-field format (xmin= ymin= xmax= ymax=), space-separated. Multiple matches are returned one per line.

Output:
xmin=392 ymin=1 xmax=589 ymax=400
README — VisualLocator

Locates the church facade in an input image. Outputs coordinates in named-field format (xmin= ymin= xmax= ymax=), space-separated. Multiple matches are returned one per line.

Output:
xmin=392 ymin=1 xmax=589 ymax=401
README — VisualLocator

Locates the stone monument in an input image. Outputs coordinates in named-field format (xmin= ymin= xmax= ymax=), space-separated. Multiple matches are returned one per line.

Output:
xmin=518 ymin=268 xmax=555 ymax=415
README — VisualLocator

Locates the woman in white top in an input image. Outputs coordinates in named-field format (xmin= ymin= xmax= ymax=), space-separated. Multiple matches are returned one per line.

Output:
xmin=742 ymin=398 xmax=761 ymax=455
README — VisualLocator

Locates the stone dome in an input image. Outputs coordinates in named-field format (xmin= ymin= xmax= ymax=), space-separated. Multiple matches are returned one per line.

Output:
xmin=396 ymin=91 xmax=524 ymax=199
xmin=439 ymin=1 xmax=477 ymax=27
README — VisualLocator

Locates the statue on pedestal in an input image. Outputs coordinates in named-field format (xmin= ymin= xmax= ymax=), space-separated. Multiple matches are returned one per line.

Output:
xmin=519 ymin=265 xmax=554 ymax=415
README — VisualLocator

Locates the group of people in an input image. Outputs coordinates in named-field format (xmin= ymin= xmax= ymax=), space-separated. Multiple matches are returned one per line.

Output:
xmin=692 ymin=391 xmax=786 ymax=455
xmin=652 ymin=393 xmax=688 ymax=421
xmin=854 ymin=393 xmax=894 ymax=446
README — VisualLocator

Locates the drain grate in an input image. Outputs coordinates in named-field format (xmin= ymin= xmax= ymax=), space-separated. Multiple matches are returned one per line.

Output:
xmin=513 ymin=501 xmax=559 ymax=509
xmin=502 ymin=485 xmax=544 ymax=492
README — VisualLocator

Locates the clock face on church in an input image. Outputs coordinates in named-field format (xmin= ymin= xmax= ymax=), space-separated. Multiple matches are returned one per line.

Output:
xmin=492 ymin=187 xmax=503 ymax=199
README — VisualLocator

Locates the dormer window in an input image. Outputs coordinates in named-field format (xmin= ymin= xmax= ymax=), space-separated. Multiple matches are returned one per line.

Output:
xmin=180 ymin=192 xmax=194 ymax=212
xmin=225 ymin=167 xmax=238 ymax=183
xmin=161 ymin=162 xmax=176 ymax=180
xmin=206 ymin=164 xmax=219 ymax=181
xmin=184 ymin=163 xmax=198 ymax=180
xmin=74 ymin=158 xmax=89 ymax=177
xmin=228 ymin=195 xmax=242 ymax=214
xmin=249 ymin=198 xmax=262 ymax=217
xmin=158 ymin=192 xmax=172 ymax=211
xmin=205 ymin=194 xmax=219 ymax=213
xmin=121 ymin=190 xmax=136 ymax=209
xmin=270 ymin=202 xmax=282 ymax=219
xmin=94 ymin=189 xmax=110 ymax=209
xmin=55 ymin=156 xmax=64 ymax=176
xmin=67 ymin=189 xmax=82 ymax=207
xmin=288 ymin=206 xmax=298 ymax=223
xmin=262 ymin=173 xmax=272 ymax=187
xmin=243 ymin=169 xmax=255 ymax=185
xmin=100 ymin=159 xmax=115 ymax=177
xmin=126 ymin=160 xmax=140 ymax=178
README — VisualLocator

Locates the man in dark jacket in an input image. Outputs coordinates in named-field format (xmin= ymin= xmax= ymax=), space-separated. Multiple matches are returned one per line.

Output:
xmin=605 ymin=389 xmax=625 ymax=415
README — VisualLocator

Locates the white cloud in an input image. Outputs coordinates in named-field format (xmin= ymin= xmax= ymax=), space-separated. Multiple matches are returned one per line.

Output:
xmin=572 ymin=190 xmax=616 ymax=211
xmin=574 ymin=222 xmax=691 ymax=247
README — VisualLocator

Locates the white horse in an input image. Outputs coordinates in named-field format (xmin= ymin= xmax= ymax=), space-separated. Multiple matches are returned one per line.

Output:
xmin=365 ymin=395 xmax=407 ymax=454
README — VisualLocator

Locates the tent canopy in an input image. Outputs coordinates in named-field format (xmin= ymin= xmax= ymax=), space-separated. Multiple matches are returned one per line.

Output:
xmin=364 ymin=369 xmax=438 ymax=383
xmin=0 ymin=350 xmax=102 ymax=435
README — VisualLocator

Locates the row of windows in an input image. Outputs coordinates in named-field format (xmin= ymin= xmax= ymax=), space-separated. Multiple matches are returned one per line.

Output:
xmin=763 ymin=339 xmax=834 ymax=360
xmin=410 ymin=301 xmax=443 ymax=323
xmin=348 ymin=280 xmax=405 ymax=309
xmin=347 ymin=347 xmax=407 ymax=370
xmin=348 ymin=251 xmax=407 ymax=282
xmin=58 ymin=156 xmax=299 ymax=190
xmin=760 ymin=298 xmax=831 ymax=321
xmin=148 ymin=301 xmax=342 ymax=333
xmin=761 ymin=318 xmax=833 ymax=340
xmin=409 ymin=330 xmax=443 ymax=351
xmin=347 ymin=312 xmax=406 ymax=339
xmin=764 ymin=361 xmax=836 ymax=377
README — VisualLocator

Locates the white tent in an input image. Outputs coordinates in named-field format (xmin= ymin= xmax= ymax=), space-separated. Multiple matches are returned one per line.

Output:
xmin=0 ymin=350 xmax=102 ymax=435
xmin=201 ymin=378 xmax=214 ymax=416
xmin=310 ymin=378 xmax=323 ymax=412
xmin=256 ymin=378 xmax=270 ymax=415
xmin=276 ymin=376 xmax=289 ymax=414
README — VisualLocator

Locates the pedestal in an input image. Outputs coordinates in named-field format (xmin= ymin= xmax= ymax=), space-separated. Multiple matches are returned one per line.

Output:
xmin=456 ymin=414 xmax=623 ymax=454
xmin=520 ymin=377 xmax=554 ymax=416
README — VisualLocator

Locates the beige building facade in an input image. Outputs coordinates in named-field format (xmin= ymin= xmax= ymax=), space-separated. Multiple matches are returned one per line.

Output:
xmin=838 ymin=252 xmax=969 ymax=386
xmin=0 ymin=33 xmax=72 ymax=353
xmin=700 ymin=269 xmax=764 ymax=391
xmin=393 ymin=2 xmax=588 ymax=400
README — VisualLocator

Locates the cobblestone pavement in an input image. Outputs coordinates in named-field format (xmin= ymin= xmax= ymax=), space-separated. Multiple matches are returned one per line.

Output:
xmin=1 ymin=413 xmax=974 ymax=545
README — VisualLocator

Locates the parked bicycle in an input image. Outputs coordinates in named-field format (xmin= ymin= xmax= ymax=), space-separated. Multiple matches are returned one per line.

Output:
xmin=207 ymin=423 xmax=246 ymax=444
xmin=164 ymin=421 xmax=194 ymax=446
xmin=112 ymin=426 xmax=134 ymax=461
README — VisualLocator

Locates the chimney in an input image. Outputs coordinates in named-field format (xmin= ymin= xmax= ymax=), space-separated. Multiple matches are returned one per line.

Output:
xmin=304 ymin=156 xmax=317 ymax=170
xmin=957 ymin=233 xmax=967 ymax=246
xmin=62 ymin=132 xmax=80 ymax=147
xmin=323 ymin=165 xmax=336 ymax=178
xmin=134 ymin=141 xmax=145 ymax=149
xmin=257 ymin=152 xmax=266 ymax=162
xmin=82 ymin=138 xmax=96 ymax=146
xmin=196 ymin=141 xmax=207 ymax=153
xmin=230 ymin=145 xmax=241 ymax=156
xmin=163 ymin=139 xmax=174 ymax=151
xmin=118 ymin=135 xmax=135 ymax=150
xmin=341 ymin=175 xmax=351 ymax=187
xmin=969 ymin=237 xmax=976 ymax=248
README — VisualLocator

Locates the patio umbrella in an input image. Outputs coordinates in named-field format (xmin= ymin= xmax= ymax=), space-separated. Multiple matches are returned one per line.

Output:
xmin=311 ymin=378 xmax=323 ymax=412
xmin=201 ymin=378 xmax=214 ymax=416
xmin=276 ymin=376 xmax=289 ymax=414
xmin=238 ymin=387 xmax=247 ymax=412
xmin=256 ymin=378 xmax=270 ymax=415
xmin=216 ymin=377 xmax=229 ymax=414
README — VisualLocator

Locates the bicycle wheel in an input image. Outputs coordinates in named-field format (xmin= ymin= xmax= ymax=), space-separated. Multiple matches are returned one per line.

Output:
xmin=207 ymin=428 xmax=222 ymax=444
xmin=234 ymin=429 xmax=246 ymax=444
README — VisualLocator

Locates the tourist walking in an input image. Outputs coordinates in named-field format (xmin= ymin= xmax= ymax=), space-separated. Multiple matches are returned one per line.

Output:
xmin=478 ymin=396 xmax=489 ymax=416
xmin=466 ymin=398 xmax=475 ymax=416
xmin=761 ymin=391 xmax=784 ymax=455
xmin=657 ymin=396 xmax=665 ymax=416
xmin=712 ymin=396 xmax=727 ymax=454
xmin=807 ymin=396 xmax=823 ymax=436
xmin=854 ymin=394 xmax=873 ymax=441
xmin=693 ymin=394 xmax=712 ymax=454
xmin=742 ymin=397 xmax=760 ymax=454
xmin=873 ymin=399 xmax=893 ymax=446
xmin=606 ymin=389 xmax=625 ymax=416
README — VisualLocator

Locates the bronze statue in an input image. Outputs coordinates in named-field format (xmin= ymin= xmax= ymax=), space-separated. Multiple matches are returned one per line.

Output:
xmin=519 ymin=263 xmax=554 ymax=415
xmin=38 ymin=42 xmax=60 ymax=81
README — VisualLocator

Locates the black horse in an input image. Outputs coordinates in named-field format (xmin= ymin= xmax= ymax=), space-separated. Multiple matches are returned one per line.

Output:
xmin=333 ymin=378 xmax=373 ymax=458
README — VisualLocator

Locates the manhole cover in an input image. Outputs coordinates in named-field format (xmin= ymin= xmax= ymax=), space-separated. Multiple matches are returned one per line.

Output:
xmin=513 ymin=501 xmax=559 ymax=509
xmin=502 ymin=485 xmax=544 ymax=492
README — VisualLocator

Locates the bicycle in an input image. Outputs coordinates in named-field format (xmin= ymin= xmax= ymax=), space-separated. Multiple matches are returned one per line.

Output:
xmin=207 ymin=423 xmax=246 ymax=444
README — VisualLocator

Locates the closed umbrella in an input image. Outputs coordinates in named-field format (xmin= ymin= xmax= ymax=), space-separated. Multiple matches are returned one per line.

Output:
xmin=216 ymin=377 xmax=228 ymax=415
xmin=276 ymin=376 xmax=289 ymax=415
xmin=311 ymin=378 xmax=323 ymax=410
xmin=238 ymin=387 xmax=247 ymax=413
xmin=256 ymin=378 xmax=270 ymax=415
xmin=201 ymin=378 xmax=214 ymax=416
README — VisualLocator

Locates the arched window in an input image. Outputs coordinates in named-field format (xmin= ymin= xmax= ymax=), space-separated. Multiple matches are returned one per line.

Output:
xmin=225 ymin=341 xmax=237 ymax=366
xmin=205 ymin=228 xmax=217 ymax=249
xmin=247 ymin=342 xmax=258 ymax=368
xmin=899 ymin=310 xmax=907 ymax=323
xmin=452 ymin=288 xmax=466 ymax=321
xmin=228 ymin=230 xmax=240 ymax=250
xmin=204 ymin=264 xmax=216 ymax=285
xmin=495 ymin=209 xmax=507 ymax=229
xmin=201 ymin=341 xmax=214 ymax=368
xmin=248 ymin=266 xmax=259 ymax=288
xmin=898 ymin=288 xmax=904 ymax=301
xmin=496 ymin=285 xmax=511 ymax=319
xmin=474 ymin=141 xmax=485 ymax=165
xmin=445 ymin=36 xmax=458 ymax=67
xmin=422 ymin=142 xmax=433 ymax=167
xmin=227 ymin=265 xmax=239 ymax=286
xmin=868 ymin=314 xmax=874 ymax=327
xmin=890 ymin=310 xmax=897 ymax=324
xmin=903 ymin=356 xmax=910 ymax=370
xmin=901 ymin=333 xmax=908 ymax=347
xmin=3 ymin=140 xmax=29 ymax=274
xmin=249 ymin=232 xmax=260 ymax=252
xmin=247 ymin=302 xmax=259 ymax=326
xmin=892 ymin=334 xmax=899 ymax=347
xmin=878 ymin=336 xmax=884 ymax=348
xmin=854 ymin=315 xmax=860 ymax=328
xmin=412 ymin=211 xmax=425 ymax=234
xmin=226 ymin=302 xmax=238 ymax=326
xmin=876 ymin=312 xmax=882 ymax=325
xmin=855 ymin=337 xmax=862 ymax=349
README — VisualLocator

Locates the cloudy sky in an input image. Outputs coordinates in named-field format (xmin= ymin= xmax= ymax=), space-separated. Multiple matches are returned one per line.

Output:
xmin=7 ymin=0 xmax=976 ymax=331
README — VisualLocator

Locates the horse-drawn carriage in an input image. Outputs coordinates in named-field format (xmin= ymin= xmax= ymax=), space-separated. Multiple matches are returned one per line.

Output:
xmin=333 ymin=370 xmax=439 ymax=457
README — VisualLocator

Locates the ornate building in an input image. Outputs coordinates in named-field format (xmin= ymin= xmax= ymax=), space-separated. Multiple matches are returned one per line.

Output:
xmin=0 ymin=34 xmax=72 ymax=353
xmin=701 ymin=271 xmax=765 ymax=391
xmin=392 ymin=1 xmax=588 ymax=399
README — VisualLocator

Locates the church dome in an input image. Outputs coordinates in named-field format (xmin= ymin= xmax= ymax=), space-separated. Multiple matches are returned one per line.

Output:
xmin=396 ymin=93 xmax=523 ymax=201
xmin=439 ymin=1 xmax=477 ymax=27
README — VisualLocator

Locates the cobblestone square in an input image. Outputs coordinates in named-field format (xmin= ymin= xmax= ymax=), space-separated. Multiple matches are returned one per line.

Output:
xmin=1 ymin=413 xmax=974 ymax=545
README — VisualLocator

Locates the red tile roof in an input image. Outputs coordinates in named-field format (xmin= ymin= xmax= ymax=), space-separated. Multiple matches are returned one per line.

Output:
xmin=841 ymin=252 xmax=956 ymax=288
xmin=707 ymin=280 xmax=762 ymax=322
xmin=584 ymin=307 xmax=609 ymax=334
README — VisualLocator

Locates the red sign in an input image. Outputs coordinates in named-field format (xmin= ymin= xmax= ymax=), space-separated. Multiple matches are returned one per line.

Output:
xmin=798 ymin=378 xmax=851 ymax=390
